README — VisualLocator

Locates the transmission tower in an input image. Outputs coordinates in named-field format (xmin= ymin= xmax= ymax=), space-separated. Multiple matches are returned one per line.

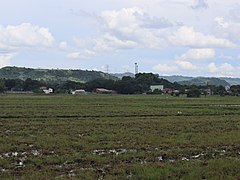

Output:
xmin=106 ymin=64 xmax=110 ymax=79
xmin=135 ymin=63 xmax=138 ymax=75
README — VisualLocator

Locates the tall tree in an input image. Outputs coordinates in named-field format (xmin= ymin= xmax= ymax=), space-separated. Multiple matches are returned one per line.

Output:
xmin=0 ymin=79 xmax=5 ymax=92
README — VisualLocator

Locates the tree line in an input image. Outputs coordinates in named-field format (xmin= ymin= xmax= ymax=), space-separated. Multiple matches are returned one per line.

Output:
xmin=0 ymin=73 xmax=240 ymax=96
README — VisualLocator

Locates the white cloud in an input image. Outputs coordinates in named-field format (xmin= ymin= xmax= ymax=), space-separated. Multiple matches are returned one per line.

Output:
xmin=101 ymin=8 xmax=236 ymax=50
xmin=66 ymin=49 xmax=96 ymax=60
xmin=0 ymin=59 xmax=9 ymax=68
xmin=0 ymin=23 xmax=55 ymax=66
xmin=215 ymin=17 xmax=229 ymax=28
xmin=59 ymin=41 xmax=68 ymax=50
xmin=176 ymin=60 xmax=197 ymax=70
xmin=92 ymin=34 xmax=137 ymax=52
xmin=84 ymin=49 xmax=96 ymax=56
xmin=101 ymin=7 xmax=141 ymax=35
xmin=218 ymin=54 xmax=234 ymax=60
xmin=67 ymin=52 xmax=82 ymax=59
xmin=220 ymin=63 xmax=235 ymax=72
xmin=71 ymin=7 xmax=238 ymax=59
xmin=0 ymin=23 xmax=55 ymax=50
xmin=101 ymin=7 xmax=173 ymax=33
xmin=229 ymin=4 xmax=240 ymax=22
xmin=214 ymin=16 xmax=240 ymax=40
xmin=191 ymin=0 xmax=208 ymax=9
xmin=153 ymin=64 xmax=178 ymax=73
xmin=0 ymin=53 xmax=16 ymax=68
xmin=66 ymin=52 xmax=92 ymax=60
xmin=208 ymin=62 xmax=218 ymax=73
xmin=73 ymin=33 xmax=137 ymax=57
xmin=153 ymin=58 xmax=199 ymax=75
xmin=208 ymin=62 xmax=235 ymax=76
xmin=94 ymin=8 xmax=173 ymax=51
xmin=181 ymin=48 xmax=215 ymax=60
xmin=168 ymin=26 xmax=237 ymax=48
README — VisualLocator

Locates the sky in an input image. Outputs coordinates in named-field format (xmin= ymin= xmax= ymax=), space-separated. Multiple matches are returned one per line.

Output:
xmin=1 ymin=0 xmax=240 ymax=77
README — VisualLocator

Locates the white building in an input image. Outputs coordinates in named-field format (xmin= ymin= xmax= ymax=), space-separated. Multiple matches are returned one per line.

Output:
xmin=150 ymin=85 xmax=164 ymax=92
xmin=43 ymin=88 xmax=53 ymax=94
xmin=72 ymin=89 xmax=86 ymax=95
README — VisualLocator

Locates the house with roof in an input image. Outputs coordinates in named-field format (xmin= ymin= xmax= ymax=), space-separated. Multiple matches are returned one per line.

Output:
xmin=95 ymin=88 xmax=116 ymax=94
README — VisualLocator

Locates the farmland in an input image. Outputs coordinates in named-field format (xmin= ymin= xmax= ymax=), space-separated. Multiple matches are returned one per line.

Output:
xmin=0 ymin=94 xmax=240 ymax=179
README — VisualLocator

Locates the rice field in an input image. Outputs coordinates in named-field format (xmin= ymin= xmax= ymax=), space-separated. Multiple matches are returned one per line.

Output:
xmin=0 ymin=94 xmax=240 ymax=179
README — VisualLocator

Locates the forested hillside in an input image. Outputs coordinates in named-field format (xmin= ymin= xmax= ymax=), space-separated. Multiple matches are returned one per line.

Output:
xmin=0 ymin=66 xmax=118 ymax=83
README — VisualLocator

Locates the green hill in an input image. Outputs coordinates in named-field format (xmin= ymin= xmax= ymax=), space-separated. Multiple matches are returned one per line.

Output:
xmin=0 ymin=66 xmax=118 ymax=83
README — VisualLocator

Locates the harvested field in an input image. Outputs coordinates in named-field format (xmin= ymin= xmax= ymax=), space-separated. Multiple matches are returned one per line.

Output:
xmin=0 ymin=94 xmax=240 ymax=179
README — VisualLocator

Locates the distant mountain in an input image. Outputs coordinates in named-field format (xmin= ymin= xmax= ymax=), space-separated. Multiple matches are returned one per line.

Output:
xmin=0 ymin=66 xmax=118 ymax=83
xmin=219 ymin=77 xmax=240 ymax=86
xmin=159 ymin=75 xmax=194 ymax=83
xmin=178 ymin=77 xmax=230 ymax=86
xmin=159 ymin=75 xmax=239 ymax=86
xmin=178 ymin=77 xmax=230 ymax=87
xmin=111 ymin=72 xmax=135 ymax=79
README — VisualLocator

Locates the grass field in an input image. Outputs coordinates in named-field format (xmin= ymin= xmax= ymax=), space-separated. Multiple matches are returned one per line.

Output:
xmin=0 ymin=94 xmax=240 ymax=179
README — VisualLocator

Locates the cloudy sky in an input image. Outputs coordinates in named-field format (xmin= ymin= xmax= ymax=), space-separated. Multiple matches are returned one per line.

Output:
xmin=1 ymin=0 xmax=240 ymax=77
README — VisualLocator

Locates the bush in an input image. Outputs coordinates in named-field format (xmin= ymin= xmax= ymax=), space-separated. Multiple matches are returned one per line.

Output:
xmin=187 ymin=88 xmax=201 ymax=98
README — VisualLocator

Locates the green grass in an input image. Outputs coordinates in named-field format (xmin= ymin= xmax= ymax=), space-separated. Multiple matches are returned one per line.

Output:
xmin=0 ymin=94 xmax=240 ymax=179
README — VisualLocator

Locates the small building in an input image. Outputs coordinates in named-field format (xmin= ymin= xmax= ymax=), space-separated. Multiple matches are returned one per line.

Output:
xmin=72 ymin=89 xmax=86 ymax=95
xmin=42 ymin=88 xmax=53 ymax=94
xmin=150 ymin=85 xmax=164 ymax=92
xmin=95 ymin=88 xmax=116 ymax=94
xmin=163 ymin=88 xmax=173 ymax=94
